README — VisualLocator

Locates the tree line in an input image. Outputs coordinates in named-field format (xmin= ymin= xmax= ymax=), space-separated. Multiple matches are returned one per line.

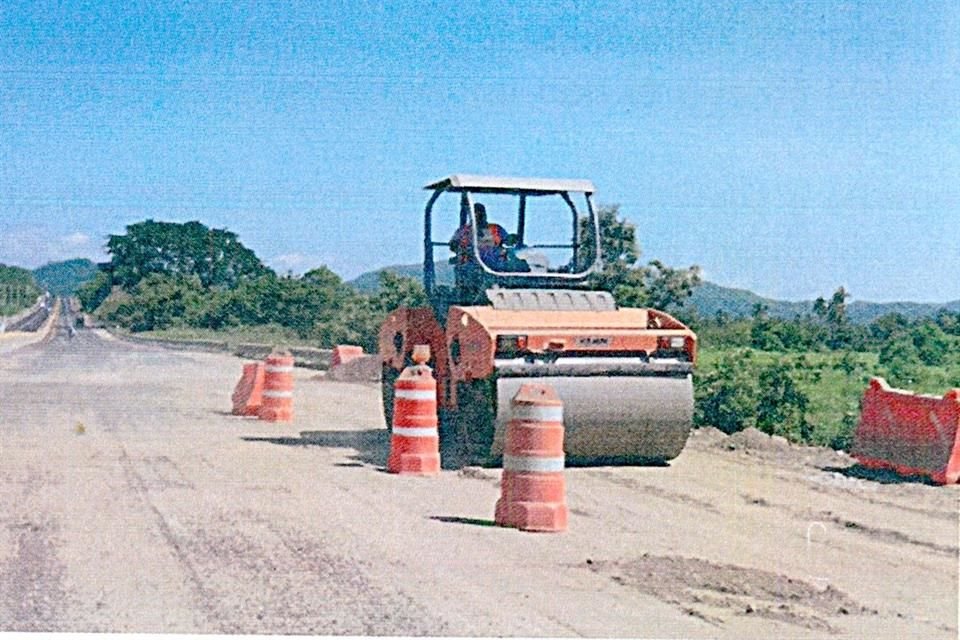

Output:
xmin=77 ymin=212 xmax=703 ymax=350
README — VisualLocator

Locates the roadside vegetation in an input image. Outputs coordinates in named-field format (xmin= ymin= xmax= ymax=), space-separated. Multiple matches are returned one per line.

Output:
xmin=0 ymin=264 xmax=42 ymax=316
xmin=75 ymin=216 xmax=960 ymax=452
xmin=686 ymin=295 xmax=960 ymax=450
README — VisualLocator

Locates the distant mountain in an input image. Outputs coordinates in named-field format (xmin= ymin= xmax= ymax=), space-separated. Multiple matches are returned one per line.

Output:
xmin=349 ymin=262 xmax=453 ymax=294
xmin=689 ymin=281 xmax=960 ymax=323
xmin=348 ymin=264 xmax=960 ymax=324
xmin=845 ymin=299 xmax=960 ymax=324
xmin=33 ymin=258 xmax=99 ymax=296
xmin=687 ymin=281 xmax=811 ymax=320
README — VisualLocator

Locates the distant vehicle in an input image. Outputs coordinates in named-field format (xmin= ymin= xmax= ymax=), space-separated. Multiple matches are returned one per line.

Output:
xmin=380 ymin=175 xmax=697 ymax=465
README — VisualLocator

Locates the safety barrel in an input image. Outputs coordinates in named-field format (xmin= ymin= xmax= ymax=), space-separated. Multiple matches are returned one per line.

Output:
xmin=231 ymin=362 xmax=265 ymax=416
xmin=852 ymin=377 xmax=960 ymax=484
xmin=259 ymin=349 xmax=295 ymax=422
xmin=495 ymin=383 xmax=568 ymax=532
xmin=387 ymin=345 xmax=440 ymax=475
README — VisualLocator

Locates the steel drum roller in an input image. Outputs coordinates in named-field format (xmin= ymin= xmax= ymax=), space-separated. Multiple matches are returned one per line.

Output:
xmin=491 ymin=374 xmax=693 ymax=461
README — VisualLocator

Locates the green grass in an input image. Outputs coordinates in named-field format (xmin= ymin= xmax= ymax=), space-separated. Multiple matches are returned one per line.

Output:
xmin=130 ymin=324 xmax=321 ymax=349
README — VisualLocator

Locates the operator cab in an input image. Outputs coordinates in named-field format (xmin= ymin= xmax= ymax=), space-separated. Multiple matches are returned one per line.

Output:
xmin=423 ymin=175 xmax=603 ymax=309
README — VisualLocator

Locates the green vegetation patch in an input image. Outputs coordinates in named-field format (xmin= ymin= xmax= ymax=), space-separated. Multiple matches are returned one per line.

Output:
xmin=0 ymin=264 xmax=42 ymax=316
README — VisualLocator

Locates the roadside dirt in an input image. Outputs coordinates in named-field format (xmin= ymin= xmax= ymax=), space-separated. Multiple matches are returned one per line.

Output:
xmin=0 ymin=322 xmax=957 ymax=637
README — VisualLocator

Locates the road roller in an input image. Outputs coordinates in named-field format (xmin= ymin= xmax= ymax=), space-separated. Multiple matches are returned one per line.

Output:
xmin=379 ymin=175 xmax=697 ymax=466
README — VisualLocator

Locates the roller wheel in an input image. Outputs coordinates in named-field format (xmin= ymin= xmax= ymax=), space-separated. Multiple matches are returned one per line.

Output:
xmin=381 ymin=365 xmax=400 ymax=431
xmin=449 ymin=379 xmax=497 ymax=467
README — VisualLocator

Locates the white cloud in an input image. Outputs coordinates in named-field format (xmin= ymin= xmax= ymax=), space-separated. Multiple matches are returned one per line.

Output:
xmin=61 ymin=232 xmax=91 ymax=248
xmin=0 ymin=226 xmax=107 ymax=268
xmin=269 ymin=252 xmax=317 ymax=275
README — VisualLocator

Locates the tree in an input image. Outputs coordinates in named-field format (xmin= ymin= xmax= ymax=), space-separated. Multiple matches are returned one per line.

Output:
xmin=0 ymin=264 xmax=41 ymax=314
xmin=756 ymin=362 xmax=810 ymax=440
xmin=826 ymin=287 xmax=850 ymax=326
xmin=580 ymin=205 xmax=701 ymax=310
xmin=372 ymin=271 xmax=428 ymax=313
xmin=107 ymin=220 xmax=269 ymax=290
xmin=76 ymin=268 xmax=113 ymax=312
xmin=878 ymin=333 xmax=924 ymax=387
xmin=910 ymin=322 xmax=951 ymax=366
xmin=107 ymin=273 xmax=206 ymax=331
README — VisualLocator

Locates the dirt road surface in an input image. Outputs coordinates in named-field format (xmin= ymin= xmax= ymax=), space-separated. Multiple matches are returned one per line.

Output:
xmin=1 ymin=314 xmax=957 ymax=637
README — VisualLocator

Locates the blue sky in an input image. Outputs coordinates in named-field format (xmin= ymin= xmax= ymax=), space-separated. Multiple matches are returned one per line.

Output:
xmin=1 ymin=1 xmax=957 ymax=303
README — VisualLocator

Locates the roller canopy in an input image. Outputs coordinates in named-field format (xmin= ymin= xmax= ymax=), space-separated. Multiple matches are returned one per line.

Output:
xmin=424 ymin=175 xmax=595 ymax=195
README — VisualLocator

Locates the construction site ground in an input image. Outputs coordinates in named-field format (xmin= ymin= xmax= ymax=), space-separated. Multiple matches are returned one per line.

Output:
xmin=0 ymin=319 xmax=957 ymax=638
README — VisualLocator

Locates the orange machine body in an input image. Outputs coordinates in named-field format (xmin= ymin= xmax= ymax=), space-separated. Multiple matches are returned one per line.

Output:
xmin=380 ymin=304 xmax=697 ymax=415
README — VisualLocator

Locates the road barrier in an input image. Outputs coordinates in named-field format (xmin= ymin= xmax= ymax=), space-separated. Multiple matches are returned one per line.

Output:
xmin=103 ymin=332 xmax=335 ymax=370
xmin=331 ymin=344 xmax=364 ymax=366
xmin=387 ymin=345 xmax=440 ymax=475
xmin=495 ymin=383 xmax=568 ymax=532
xmin=852 ymin=377 xmax=960 ymax=484
xmin=232 ymin=363 xmax=265 ymax=416
xmin=259 ymin=349 xmax=295 ymax=422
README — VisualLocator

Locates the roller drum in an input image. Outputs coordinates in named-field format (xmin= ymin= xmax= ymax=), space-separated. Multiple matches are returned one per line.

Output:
xmin=492 ymin=375 xmax=693 ymax=462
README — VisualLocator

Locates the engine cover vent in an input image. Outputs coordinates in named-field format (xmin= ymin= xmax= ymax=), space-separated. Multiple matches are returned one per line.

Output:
xmin=486 ymin=289 xmax=617 ymax=312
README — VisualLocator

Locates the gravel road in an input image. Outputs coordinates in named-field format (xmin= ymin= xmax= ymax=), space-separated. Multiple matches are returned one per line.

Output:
xmin=0 ymin=313 xmax=957 ymax=637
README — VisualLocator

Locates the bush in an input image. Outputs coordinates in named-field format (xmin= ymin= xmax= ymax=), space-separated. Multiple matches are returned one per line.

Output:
xmin=695 ymin=350 xmax=811 ymax=439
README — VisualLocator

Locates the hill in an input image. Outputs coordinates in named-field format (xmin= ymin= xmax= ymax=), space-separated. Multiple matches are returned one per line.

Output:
xmin=688 ymin=282 xmax=960 ymax=323
xmin=349 ymin=262 xmax=453 ymax=294
xmin=33 ymin=258 xmax=99 ymax=296
xmin=349 ymin=264 xmax=960 ymax=323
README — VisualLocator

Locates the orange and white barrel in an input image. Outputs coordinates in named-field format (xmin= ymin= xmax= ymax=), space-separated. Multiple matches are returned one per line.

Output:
xmin=387 ymin=345 xmax=440 ymax=475
xmin=495 ymin=383 xmax=568 ymax=532
xmin=258 ymin=349 xmax=294 ymax=422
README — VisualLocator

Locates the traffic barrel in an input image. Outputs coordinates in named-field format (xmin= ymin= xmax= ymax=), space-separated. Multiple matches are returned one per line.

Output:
xmin=231 ymin=362 xmax=265 ymax=416
xmin=852 ymin=377 xmax=960 ymax=484
xmin=258 ymin=349 xmax=295 ymax=422
xmin=495 ymin=383 xmax=568 ymax=532
xmin=387 ymin=345 xmax=440 ymax=475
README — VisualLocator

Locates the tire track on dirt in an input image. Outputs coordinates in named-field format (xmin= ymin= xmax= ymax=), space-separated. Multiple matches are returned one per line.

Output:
xmin=116 ymin=445 xmax=218 ymax=631
xmin=738 ymin=492 xmax=959 ymax=557
xmin=118 ymin=445 xmax=450 ymax=635
xmin=0 ymin=469 xmax=72 ymax=631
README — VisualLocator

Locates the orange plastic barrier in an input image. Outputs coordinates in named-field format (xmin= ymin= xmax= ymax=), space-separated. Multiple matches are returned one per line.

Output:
xmin=387 ymin=345 xmax=440 ymax=475
xmin=495 ymin=383 xmax=568 ymax=532
xmin=258 ymin=349 xmax=295 ymax=422
xmin=331 ymin=344 xmax=364 ymax=367
xmin=852 ymin=377 xmax=960 ymax=484
xmin=231 ymin=362 xmax=265 ymax=416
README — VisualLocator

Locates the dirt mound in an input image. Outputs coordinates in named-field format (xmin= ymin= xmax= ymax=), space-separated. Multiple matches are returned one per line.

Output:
xmin=723 ymin=427 xmax=792 ymax=453
xmin=688 ymin=426 xmax=727 ymax=447
xmin=586 ymin=554 xmax=871 ymax=632
xmin=324 ymin=355 xmax=381 ymax=384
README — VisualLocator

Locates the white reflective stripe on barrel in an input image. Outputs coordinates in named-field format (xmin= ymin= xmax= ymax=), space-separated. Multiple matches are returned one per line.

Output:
xmin=394 ymin=389 xmax=435 ymax=401
xmin=510 ymin=404 xmax=563 ymax=423
xmin=392 ymin=427 xmax=438 ymax=438
xmin=503 ymin=454 xmax=565 ymax=473
xmin=262 ymin=390 xmax=294 ymax=398
xmin=265 ymin=365 xmax=295 ymax=373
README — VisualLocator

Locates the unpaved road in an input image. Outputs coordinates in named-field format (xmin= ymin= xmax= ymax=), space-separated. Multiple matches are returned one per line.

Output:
xmin=0 ymin=316 xmax=957 ymax=637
